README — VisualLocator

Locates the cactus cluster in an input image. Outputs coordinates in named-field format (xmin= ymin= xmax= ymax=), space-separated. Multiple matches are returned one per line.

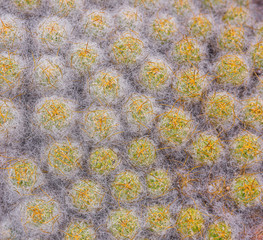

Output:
xmin=0 ymin=0 xmax=263 ymax=239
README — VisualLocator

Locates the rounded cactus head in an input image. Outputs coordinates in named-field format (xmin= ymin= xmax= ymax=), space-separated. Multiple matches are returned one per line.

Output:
xmin=23 ymin=197 xmax=60 ymax=231
xmin=83 ymin=11 xmax=110 ymax=38
xmin=125 ymin=94 xmax=155 ymax=129
xmin=151 ymin=16 xmax=177 ymax=42
xmin=146 ymin=169 xmax=171 ymax=197
xmin=51 ymin=0 xmax=79 ymax=17
xmin=0 ymin=99 xmax=19 ymax=134
xmin=69 ymin=179 xmax=104 ymax=212
xmin=230 ymin=132 xmax=262 ymax=165
xmin=12 ymin=0 xmax=41 ymax=11
xmin=176 ymin=207 xmax=205 ymax=238
xmin=174 ymin=67 xmax=207 ymax=101
xmin=89 ymin=70 xmax=121 ymax=104
xmin=107 ymin=208 xmax=140 ymax=239
xmin=117 ymin=8 xmax=142 ymax=31
xmin=34 ymin=56 xmax=64 ymax=91
xmin=241 ymin=97 xmax=263 ymax=131
xmin=35 ymin=97 xmax=74 ymax=135
xmin=89 ymin=147 xmax=119 ymax=175
xmin=139 ymin=59 xmax=170 ymax=92
xmin=204 ymin=92 xmax=236 ymax=129
xmin=112 ymin=32 xmax=144 ymax=64
xmin=223 ymin=6 xmax=248 ymax=25
xmin=8 ymin=159 xmax=38 ymax=193
xmin=251 ymin=41 xmax=263 ymax=72
xmin=37 ymin=17 xmax=69 ymax=49
xmin=83 ymin=109 xmax=118 ymax=142
xmin=70 ymin=42 xmax=99 ymax=74
xmin=231 ymin=175 xmax=261 ymax=205
xmin=147 ymin=205 xmax=172 ymax=233
xmin=112 ymin=171 xmax=142 ymax=202
xmin=128 ymin=137 xmax=156 ymax=167
xmin=158 ymin=107 xmax=193 ymax=146
xmin=202 ymin=0 xmax=227 ymax=9
xmin=64 ymin=220 xmax=96 ymax=240
xmin=188 ymin=14 xmax=212 ymax=41
xmin=0 ymin=15 xmax=24 ymax=49
xmin=215 ymin=54 xmax=249 ymax=86
xmin=47 ymin=140 xmax=81 ymax=176
xmin=218 ymin=25 xmax=245 ymax=52
xmin=191 ymin=132 xmax=223 ymax=165
xmin=172 ymin=0 xmax=192 ymax=16
xmin=173 ymin=37 xmax=202 ymax=65
xmin=207 ymin=221 xmax=232 ymax=240
xmin=0 ymin=54 xmax=22 ymax=93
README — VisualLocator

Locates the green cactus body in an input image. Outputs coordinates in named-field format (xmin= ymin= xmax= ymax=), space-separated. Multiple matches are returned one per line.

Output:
xmin=128 ymin=137 xmax=156 ymax=167
xmin=125 ymin=95 xmax=154 ymax=128
xmin=34 ymin=57 xmax=63 ymax=90
xmin=205 ymin=92 xmax=236 ymax=128
xmin=207 ymin=222 xmax=232 ymax=240
xmin=174 ymin=67 xmax=207 ymax=100
xmin=223 ymin=6 xmax=248 ymax=25
xmin=65 ymin=221 xmax=96 ymax=240
xmin=188 ymin=15 xmax=212 ymax=41
xmin=216 ymin=54 xmax=249 ymax=86
xmin=112 ymin=171 xmax=142 ymax=202
xmin=0 ymin=16 xmax=23 ymax=48
xmin=251 ymin=41 xmax=263 ymax=71
xmin=112 ymin=33 xmax=143 ymax=64
xmin=89 ymin=71 xmax=120 ymax=104
xmin=242 ymin=97 xmax=263 ymax=130
xmin=230 ymin=133 xmax=261 ymax=164
xmin=191 ymin=132 xmax=222 ymax=164
xmin=231 ymin=175 xmax=261 ymax=205
xmin=172 ymin=0 xmax=192 ymax=16
xmin=146 ymin=169 xmax=171 ymax=196
xmin=38 ymin=18 xmax=67 ymax=48
xmin=219 ymin=25 xmax=245 ymax=52
xmin=71 ymin=42 xmax=99 ymax=73
xmin=25 ymin=198 xmax=59 ymax=228
xmin=108 ymin=208 xmax=140 ymax=239
xmin=36 ymin=98 xmax=73 ymax=134
xmin=0 ymin=54 xmax=21 ymax=92
xmin=83 ymin=11 xmax=109 ymax=38
xmin=48 ymin=141 xmax=81 ymax=175
xmin=147 ymin=205 xmax=171 ymax=233
xmin=13 ymin=0 xmax=41 ymax=11
xmin=140 ymin=60 xmax=170 ymax=91
xmin=69 ymin=180 xmax=104 ymax=211
xmin=173 ymin=38 xmax=202 ymax=64
xmin=89 ymin=147 xmax=119 ymax=175
xmin=9 ymin=160 xmax=37 ymax=191
xmin=176 ymin=207 xmax=204 ymax=238
xmin=84 ymin=109 xmax=117 ymax=141
xmin=159 ymin=108 xmax=192 ymax=146
xmin=152 ymin=16 xmax=176 ymax=42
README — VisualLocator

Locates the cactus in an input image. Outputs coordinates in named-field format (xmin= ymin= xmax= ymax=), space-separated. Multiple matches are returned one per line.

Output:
xmin=207 ymin=221 xmax=232 ymax=240
xmin=64 ymin=220 xmax=96 ymax=240
xmin=69 ymin=179 xmax=104 ymax=211
xmin=112 ymin=32 xmax=143 ymax=64
xmin=107 ymin=208 xmax=140 ymax=239
xmin=128 ymin=137 xmax=156 ymax=167
xmin=231 ymin=175 xmax=261 ymax=205
xmin=89 ymin=147 xmax=119 ymax=175
xmin=176 ymin=207 xmax=204 ymax=238
xmin=112 ymin=171 xmax=142 ymax=202
xmin=146 ymin=169 xmax=171 ymax=197
xmin=147 ymin=205 xmax=171 ymax=233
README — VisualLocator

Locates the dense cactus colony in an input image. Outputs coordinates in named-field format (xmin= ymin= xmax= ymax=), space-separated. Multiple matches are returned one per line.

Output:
xmin=0 ymin=0 xmax=263 ymax=239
